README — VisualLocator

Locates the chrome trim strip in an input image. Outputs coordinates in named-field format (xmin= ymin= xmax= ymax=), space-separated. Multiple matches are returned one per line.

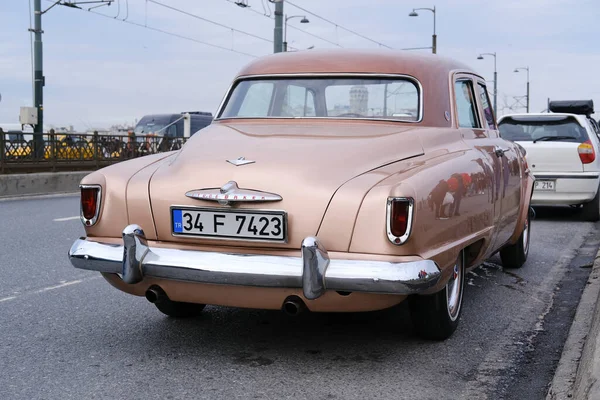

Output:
xmin=533 ymin=174 xmax=600 ymax=180
xmin=386 ymin=197 xmax=414 ymax=245
xmin=169 ymin=205 xmax=289 ymax=244
xmin=185 ymin=181 xmax=282 ymax=204
xmin=79 ymin=184 xmax=102 ymax=227
xmin=69 ymin=225 xmax=441 ymax=299
xmin=214 ymin=73 xmax=424 ymax=124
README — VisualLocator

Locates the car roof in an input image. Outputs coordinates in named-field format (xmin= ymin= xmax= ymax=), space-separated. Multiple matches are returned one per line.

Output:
xmin=236 ymin=48 xmax=478 ymax=79
xmin=226 ymin=49 xmax=482 ymax=129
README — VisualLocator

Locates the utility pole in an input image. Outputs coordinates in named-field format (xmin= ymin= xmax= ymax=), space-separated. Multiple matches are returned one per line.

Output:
xmin=493 ymin=69 xmax=498 ymax=116
xmin=25 ymin=0 xmax=112 ymax=159
xmin=431 ymin=6 xmax=436 ymax=54
xmin=526 ymin=80 xmax=530 ymax=113
xmin=32 ymin=0 xmax=45 ymax=159
xmin=273 ymin=0 xmax=284 ymax=53
xmin=514 ymin=66 xmax=530 ymax=113
xmin=476 ymin=52 xmax=497 ymax=116
xmin=408 ymin=6 xmax=437 ymax=54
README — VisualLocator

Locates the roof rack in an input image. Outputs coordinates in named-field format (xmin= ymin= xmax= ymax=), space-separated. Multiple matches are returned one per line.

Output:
xmin=548 ymin=100 xmax=594 ymax=116
xmin=181 ymin=111 xmax=213 ymax=116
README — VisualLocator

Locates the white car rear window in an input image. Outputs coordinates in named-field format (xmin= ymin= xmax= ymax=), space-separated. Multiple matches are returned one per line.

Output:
xmin=499 ymin=116 xmax=589 ymax=143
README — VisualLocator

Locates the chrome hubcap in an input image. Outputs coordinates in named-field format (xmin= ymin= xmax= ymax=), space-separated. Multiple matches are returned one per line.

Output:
xmin=446 ymin=258 xmax=462 ymax=321
xmin=522 ymin=218 xmax=530 ymax=255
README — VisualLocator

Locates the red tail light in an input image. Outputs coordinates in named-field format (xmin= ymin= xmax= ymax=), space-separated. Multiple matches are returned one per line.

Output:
xmin=81 ymin=186 xmax=100 ymax=225
xmin=578 ymin=140 xmax=595 ymax=164
xmin=388 ymin=198 xmax=413 ymax=244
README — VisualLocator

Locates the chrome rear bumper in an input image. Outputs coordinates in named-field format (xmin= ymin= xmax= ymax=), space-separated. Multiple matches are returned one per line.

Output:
xmin=68 ymin=224 xmax=441 ymax=300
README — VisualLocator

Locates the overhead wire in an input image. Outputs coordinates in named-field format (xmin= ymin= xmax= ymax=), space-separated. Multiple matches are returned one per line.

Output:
xmin=261 ymin=0 xmax=270 ymax=17
xmin=122 ymin=0 xmax=128 ymax=21
xmin=44 ymin=0 xmax=261 ymax=58
xmin=89 ymin=10 xmax=260 ymax=57
xmin=222 ymin=0 xmax=342 ymax=48
xmin=224 ymin=0 xmax=270 ymax=18
xmin=148 ymin=0 xmax=272 ymax=44
xmin=287 ymin=25 xmax=342 ymax=48
xmin=285 ymin=0 xmax=392 ymax=48
xmin=155 ymin=0 xmax=297 ymax=50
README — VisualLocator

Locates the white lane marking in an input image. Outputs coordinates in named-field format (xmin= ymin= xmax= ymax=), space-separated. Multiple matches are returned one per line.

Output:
xmin=0 ymin=296 xmax=17 ymax=303
xmin=35 ymin=279 xmax=82 ymax=293
xmin=53 ymin=216 xmax=80 ymax=222
xmin=0 ymin=277 xmax=100 ymax=304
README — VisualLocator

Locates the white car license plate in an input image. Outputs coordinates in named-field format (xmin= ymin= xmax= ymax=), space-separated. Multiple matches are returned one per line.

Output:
xmin=534 ymin=180 xmax=555 ymax=191
xmin=171 ymin=207 xmax=287 ymax=242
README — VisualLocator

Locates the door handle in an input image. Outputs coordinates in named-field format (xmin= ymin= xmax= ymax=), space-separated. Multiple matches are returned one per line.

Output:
xmin=494 ymin=147 xmax=510 ymax=157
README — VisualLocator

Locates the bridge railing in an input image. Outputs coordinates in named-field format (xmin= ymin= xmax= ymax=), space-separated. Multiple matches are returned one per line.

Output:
xmin=0 ymin=132 xmax=188 ymax=173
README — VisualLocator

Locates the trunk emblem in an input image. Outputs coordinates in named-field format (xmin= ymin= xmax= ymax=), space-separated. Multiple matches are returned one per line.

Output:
xmin=227 ymin=157 xmax=255 ymax=166
xmin=185 ymin=181 xmax=282 ymax=206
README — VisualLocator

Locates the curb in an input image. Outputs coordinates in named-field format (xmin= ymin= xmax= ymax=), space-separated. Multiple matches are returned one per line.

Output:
xmin=547 ymin=247 xmax=600 ymax=399
xmin=0 ymin=171 xmax=89 ymax=198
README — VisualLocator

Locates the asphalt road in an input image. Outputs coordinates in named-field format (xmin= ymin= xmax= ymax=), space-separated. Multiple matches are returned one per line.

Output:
xmin=0 ymin=195 xmax=597 ymax=400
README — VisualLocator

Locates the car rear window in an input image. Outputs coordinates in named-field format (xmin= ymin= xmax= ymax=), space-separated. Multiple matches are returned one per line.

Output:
xmin=498 ymin=116 xmax=589 ymax=143
xmin=219 ymin=76 xmax=421 ymax=122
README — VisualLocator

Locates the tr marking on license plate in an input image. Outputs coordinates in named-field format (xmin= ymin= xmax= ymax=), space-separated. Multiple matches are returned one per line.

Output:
xmin=171 ymin=207 xmax=287 ymax=242
xmin=534 ymin=180 xmax=555 ymax=191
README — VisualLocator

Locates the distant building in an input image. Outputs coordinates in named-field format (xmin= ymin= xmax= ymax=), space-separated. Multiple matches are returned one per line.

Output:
xmin=350 ymin=85 xmax=369 ymax=114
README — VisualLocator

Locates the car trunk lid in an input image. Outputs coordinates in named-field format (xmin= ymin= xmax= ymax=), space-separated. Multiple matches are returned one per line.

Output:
xmin=148 ymin=121 xmax=424 ymax=249
xmin=517 ymin=141 xmax=585 ymax=173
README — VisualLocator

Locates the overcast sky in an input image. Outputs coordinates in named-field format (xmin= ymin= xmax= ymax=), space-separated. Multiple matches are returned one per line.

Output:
xmin=1 ymin=0 xmax=599 ymax=131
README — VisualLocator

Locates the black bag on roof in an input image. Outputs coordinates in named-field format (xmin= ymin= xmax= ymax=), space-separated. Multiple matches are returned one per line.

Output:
xmin=549 ymin=100 xmax=595 ymax=116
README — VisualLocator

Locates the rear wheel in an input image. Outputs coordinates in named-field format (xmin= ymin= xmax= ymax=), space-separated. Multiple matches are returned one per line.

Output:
xmin=409 ymin=250 xmax=465 ymax=340
xmin=153 ymin=298 xmax=206 ymax=318
xmin=500 ymin=210 xmax=531 ymax=269
xmin=580 ymin=185 xmax=600 ymax=222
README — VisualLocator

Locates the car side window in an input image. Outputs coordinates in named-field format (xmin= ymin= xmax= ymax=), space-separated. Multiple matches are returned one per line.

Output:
xmin=477 ymin=83 xmax=497 ymax=130
xmin=454 ymin=80 xmax=480 ymax=129
xmin=281 ymin=85 xmax=316 ymax=117
xmin=238 ymin=82 xmax=275 ymax=117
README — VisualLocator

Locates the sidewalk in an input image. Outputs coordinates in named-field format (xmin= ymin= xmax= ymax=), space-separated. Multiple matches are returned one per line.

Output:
xmin=547 ymin=247 xmax=600 ymax=399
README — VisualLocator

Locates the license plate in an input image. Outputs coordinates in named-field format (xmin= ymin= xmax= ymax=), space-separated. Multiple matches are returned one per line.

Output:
xmin=534 ymin=180 xmax=555 ymax=191
xmin=171 ymin=207 xmax=287 ymax=242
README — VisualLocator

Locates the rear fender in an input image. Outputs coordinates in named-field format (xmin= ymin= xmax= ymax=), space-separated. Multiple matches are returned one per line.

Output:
xmin=350 ymin=149 xmax=496 ymax=288
xmin=81 ymin=152 xmax=177 ymax=238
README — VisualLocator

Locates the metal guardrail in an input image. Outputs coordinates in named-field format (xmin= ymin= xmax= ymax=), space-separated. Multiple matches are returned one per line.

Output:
xmin=0 ymin=132 xmax=188 ymax=173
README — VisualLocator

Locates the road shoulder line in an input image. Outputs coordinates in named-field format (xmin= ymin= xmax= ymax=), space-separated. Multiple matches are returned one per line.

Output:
xmin=547 ymin=248 xmax=600 ymax=399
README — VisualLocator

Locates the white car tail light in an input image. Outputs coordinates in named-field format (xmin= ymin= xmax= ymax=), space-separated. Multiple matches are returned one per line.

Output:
xmin=578 ymin=140 xmax=595 ymax=164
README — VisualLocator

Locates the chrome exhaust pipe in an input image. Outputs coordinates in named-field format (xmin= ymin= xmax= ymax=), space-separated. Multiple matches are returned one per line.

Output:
xmin=145 ymin=285 xmax=167 ymax=304
xmin=282 ymin=296 xmax=306 ymax=316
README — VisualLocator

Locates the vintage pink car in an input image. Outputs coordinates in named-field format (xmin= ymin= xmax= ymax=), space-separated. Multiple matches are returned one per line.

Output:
xmin=69 ymin=49 xmax=534 ymax=340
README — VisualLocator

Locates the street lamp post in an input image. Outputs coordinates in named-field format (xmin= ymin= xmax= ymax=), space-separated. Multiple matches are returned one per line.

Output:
xmin=283 ymin=15 xmax=309 ymax=52
xmin=409 ymin=6 xmax=436 ymax=54
xmin=477 ymin=52 xmax=497 ymax=116
xmin=514 ymin=66 xmax=530 ymax=113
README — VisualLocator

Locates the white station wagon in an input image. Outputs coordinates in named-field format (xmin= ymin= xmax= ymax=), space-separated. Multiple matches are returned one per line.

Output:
xmin=498 ymin=100 xmax=600 ymax=221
